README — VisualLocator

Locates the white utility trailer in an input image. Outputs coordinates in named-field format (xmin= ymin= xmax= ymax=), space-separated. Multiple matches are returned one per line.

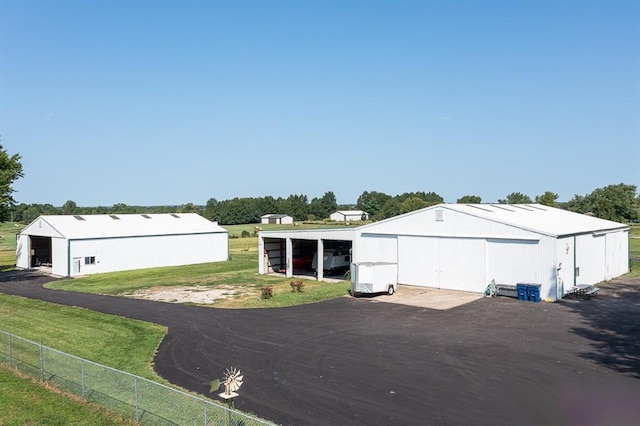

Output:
xmin=350 ymin=262 xmax=398 ymax=296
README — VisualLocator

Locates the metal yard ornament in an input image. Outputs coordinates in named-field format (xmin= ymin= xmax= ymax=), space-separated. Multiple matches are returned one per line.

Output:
xmin=211 ymin=367 xmax=244 ymax=408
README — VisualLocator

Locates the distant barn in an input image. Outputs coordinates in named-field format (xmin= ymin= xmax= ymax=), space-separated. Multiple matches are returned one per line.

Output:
xmin=330 ymin=210 xmax=368 ymax=222
xmin=16 ymin=213 xmax=228 ymax=277
xmin=261 ymin=214 xmax=294 ymax=225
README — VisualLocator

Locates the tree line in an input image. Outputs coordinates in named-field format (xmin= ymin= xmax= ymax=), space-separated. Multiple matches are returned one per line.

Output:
xmin=1 ymin=143 xmax=638 ymax=225
xmin=8 ymin=184 xmax=640 ymax=225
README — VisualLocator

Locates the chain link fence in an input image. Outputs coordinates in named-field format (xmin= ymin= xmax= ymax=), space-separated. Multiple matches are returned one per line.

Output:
xmin=0 ymin=330 xmax=274 ymax=426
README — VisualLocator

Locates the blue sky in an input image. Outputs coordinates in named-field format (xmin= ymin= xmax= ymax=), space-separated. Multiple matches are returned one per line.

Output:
xmin=1 ymin=0 xmax=638 ymax=207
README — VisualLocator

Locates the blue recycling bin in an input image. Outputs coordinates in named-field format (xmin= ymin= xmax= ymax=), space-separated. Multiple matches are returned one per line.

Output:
xmin=516 ymin=283 xmax=528 ymax=301
xmin=527 ymin=284 xmax=541 ymax=302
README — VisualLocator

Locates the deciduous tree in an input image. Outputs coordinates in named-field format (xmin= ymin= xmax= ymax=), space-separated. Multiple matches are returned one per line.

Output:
xmin=0 ymin=144 xmax=24 ymax=221
xmin=535 ymin=191 xmax=559 ymax=207
xmin=456 ymin=195 xmax=482 ymax=203
xmin=498 ymin=192 xmax=532 ymax=204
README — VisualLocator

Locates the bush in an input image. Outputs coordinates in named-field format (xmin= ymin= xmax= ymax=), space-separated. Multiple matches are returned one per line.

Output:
xmin=241 ymin=230 xmax=251 ymax=238
xmin=260 ymin=286 xmax=273 ymax=299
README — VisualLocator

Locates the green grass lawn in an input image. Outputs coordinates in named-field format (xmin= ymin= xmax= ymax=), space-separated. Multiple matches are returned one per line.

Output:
xmin=0 ymin=364 xmax=137 ymax=425
xmin=0 ymin=294 xmax=166 ymax=379
xmin=43 ymin=232 xmax=351 ymax=308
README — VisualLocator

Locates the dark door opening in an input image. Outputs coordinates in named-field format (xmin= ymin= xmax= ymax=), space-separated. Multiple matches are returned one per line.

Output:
xmin=29 ymin=236 xmax=52 ymax=267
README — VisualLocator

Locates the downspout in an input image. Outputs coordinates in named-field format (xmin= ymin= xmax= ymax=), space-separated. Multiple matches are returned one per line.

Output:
xmin=67 ymin=240 xmax=71 ymax=277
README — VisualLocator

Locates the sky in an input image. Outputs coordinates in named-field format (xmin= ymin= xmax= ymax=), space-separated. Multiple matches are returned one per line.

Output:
xmin=1 ymin=0 xmax=639 ymax=207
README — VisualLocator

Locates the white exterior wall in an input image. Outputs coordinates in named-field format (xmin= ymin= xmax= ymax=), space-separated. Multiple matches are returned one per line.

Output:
xmin=16 ymin=234 xmax=29 ymax=269
xmin=51 ymin=238 xmax=68 ymax=276
xmin=68 ymin=233 xmax=228 ymax=277
xmin=605 ymin=230 xmax=629 ymax=279
xmin=356 ymin=207 xmax=566 ymax=299
xmin=556 ymin=236 xmax=575 ymax=293
xmin=575 ymin=233 xmax=606 ymax=286
xmin=353 ymin=234 xmax=397 ymax=263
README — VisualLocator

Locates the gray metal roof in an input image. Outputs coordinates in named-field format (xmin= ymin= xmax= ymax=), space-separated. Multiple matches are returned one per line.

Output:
xmin=20 ymin=213 xmax=227 ymax=239
xmin=360 ymin=203 xmax=628 ymax=237
xmin=443 ymin=203 xmax=628 ymax=236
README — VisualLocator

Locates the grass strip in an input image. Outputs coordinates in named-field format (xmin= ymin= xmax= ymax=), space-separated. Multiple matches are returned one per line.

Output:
xmin=0 ymin=362 xmax=137 ymax=425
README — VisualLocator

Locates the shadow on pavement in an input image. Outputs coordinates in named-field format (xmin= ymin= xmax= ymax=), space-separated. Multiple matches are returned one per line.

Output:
xmin=565 ymin=277 xmax=640 ymax=379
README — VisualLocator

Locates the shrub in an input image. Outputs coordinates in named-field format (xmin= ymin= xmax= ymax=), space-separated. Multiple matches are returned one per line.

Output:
xmin=260 ymin=286 xmax=274 ymax=299
xmin=241 ymin=230 xmax=251 ymax=238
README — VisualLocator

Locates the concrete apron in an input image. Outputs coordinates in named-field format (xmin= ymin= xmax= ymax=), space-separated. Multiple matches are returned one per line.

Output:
xmin=360 ymin=284 xmax=485 ymax=310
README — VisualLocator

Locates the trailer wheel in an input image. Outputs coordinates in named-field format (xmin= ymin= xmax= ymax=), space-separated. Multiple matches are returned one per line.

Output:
xmin=387 ymin=285 xmax=395 ymax=296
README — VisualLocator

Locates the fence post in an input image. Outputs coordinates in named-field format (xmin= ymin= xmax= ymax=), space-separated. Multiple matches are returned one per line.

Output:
xmin=204 ymin=400 xmax=208 ymax=426
xmin=8 ymin=333 xmax=11 ymax=368
xmin=81 ymin=359 xmax=86 ymax=399
xmin=134 ymin=376 xmax=140 ymax=422
xmin=39 ymin=341 xmax=44 ymax=382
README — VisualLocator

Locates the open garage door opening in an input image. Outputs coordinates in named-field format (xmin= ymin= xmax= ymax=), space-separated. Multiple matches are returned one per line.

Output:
xmin=314 ymin=240 xmax=352 ymax=277
xmin=262 ymin=237 xmax=352 ymax=280
xmin=29 ymin=236 xmax=52 ymax=268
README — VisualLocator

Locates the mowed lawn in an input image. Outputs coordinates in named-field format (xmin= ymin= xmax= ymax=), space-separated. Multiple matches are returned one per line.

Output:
xmin=0 ymin=223 xmax=167 ymax=424
xmin=45 ymin=225 xmax=351 ymax=308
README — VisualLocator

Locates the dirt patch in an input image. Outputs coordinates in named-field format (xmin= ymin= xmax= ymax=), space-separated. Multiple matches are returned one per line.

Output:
xmin=123 ymin=285 xmax=252 ymax=305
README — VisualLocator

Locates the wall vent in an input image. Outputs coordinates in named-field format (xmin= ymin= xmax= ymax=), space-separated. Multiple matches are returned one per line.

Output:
xmin=435 ymin=209 xmax=444 ymax=221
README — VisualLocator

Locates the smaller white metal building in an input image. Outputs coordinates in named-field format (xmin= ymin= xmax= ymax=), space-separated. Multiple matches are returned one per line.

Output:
xmin=330 ymin=210 xmax=368 ymax=222
xmin=16 ymin=213 xmax=229 ymax=277
xmin=261 ymin=214 xmax=294 ymax=225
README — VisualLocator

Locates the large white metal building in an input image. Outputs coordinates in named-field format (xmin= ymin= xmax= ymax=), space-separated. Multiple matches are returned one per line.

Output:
xmin=16 ymin=213 xmax=229 ymax=277
xmin=259 ymin=204 xmax=629 ymax=301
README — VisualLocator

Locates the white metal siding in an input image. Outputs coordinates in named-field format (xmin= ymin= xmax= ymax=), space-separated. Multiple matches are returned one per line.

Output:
xmin=556 ymin=236 xmax=575 ymax=296
xmin=354 ymin=234 xmax=397 ymax=263
xmin=16 ymin=235 xmax=29 ymax=269
xmin=51 ymin=238 xmax=68 ymax=276
xmin=605 ymin=230 xmax=630 ymax=279
xmin=439 ymin=238 xmax=486 ymax=292
xmin=397 ymin=236 xmax=486 ymax=292
xmin=486 ymin=239 xmax=544 ymax=288
xmin=68 ymin=233 xmax=228 ymax=277
xmin=397 ymin=236 xmax=439 ymax=287
xmin=575 ymin=234 xmax=606 ymax=285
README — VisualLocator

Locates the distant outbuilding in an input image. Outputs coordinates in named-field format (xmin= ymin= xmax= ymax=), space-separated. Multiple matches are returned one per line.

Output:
xmin=330 ymin=210 xmax=368 ymax=222
xmin=261 ymin=214 xmax=294 ymax=225
xmin=16 ymin=213 xmax=229 ymax=277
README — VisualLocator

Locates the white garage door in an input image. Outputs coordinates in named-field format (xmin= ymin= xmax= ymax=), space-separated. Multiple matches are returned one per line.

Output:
xmin=398 ymin=236 xmax=486 ymax=292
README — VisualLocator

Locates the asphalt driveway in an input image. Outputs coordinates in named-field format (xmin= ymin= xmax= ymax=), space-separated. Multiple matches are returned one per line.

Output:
xmin=1 ymin=270 xmax=639 ymax=425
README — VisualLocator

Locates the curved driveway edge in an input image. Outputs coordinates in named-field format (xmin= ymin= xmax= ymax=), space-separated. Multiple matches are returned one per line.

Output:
xmin=1 ymin=270 xmax=639 ymax=425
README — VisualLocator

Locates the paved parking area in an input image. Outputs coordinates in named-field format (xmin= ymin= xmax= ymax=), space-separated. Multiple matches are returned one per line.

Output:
xmin=1 ymin=271 xmax=639 ymax=426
